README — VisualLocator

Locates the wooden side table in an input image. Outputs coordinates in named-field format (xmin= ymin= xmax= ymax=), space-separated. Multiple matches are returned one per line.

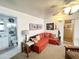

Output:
xmin=21 ymin=41 xmax=34 ymax=57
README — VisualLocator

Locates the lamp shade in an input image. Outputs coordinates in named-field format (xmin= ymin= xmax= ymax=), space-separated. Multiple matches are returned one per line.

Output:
xmin=21 ymin=30 xmax=28 ymax=36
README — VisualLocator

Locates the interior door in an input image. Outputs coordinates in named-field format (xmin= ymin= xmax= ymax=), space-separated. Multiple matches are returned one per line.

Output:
xmin=64 ymin=20 xmax=74 ymax=42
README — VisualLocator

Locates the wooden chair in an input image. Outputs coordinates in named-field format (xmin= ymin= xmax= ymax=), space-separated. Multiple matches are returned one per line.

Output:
xmin=65 ymin=45 xmax=79 ymax=59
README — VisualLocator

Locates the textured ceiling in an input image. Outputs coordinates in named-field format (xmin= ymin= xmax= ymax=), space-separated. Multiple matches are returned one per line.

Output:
xmin=0 ymin=0 xmax=75 ymax=19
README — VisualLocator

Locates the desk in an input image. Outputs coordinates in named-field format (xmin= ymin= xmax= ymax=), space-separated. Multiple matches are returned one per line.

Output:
xmin=21 ymin=41 xmax=34 ymax=57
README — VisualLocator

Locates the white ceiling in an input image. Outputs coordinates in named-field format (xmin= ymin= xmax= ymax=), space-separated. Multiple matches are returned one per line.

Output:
xmin=0 ymin=0 xmax=75 ymax=19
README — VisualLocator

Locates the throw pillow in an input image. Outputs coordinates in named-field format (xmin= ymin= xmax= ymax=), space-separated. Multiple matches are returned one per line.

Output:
xmin=31 ymin=38 xmax=38 ymax=43
xmin=29 ymin=35 xmax=37 ymax=41
xmin=36 ymin=35 xmax=40 ymax=41
xmin=67 ymin=51 xmax=79 ymax=59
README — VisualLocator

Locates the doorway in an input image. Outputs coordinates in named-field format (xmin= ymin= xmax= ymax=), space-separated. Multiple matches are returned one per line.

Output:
xmin=64 ymin=20 xmax=74 ymax=42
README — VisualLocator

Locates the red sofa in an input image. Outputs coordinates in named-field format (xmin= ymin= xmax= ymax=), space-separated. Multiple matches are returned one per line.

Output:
xmin=31 ymin=32 xmax=60 ymax=53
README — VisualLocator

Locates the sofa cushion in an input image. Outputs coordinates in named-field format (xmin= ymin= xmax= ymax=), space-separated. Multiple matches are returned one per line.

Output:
xmin=44 ymin=33 xmax=50 ymax=38
xmin=38 ymin=33 xmax=45 ymax=39
xmin=49 ymin=38 xmax=59 ymax=45
xmin=67 ymin=51 xmax=79 ymax=59
xmin=44 ymin=33 xmax=51 ymax=38
xmin=35 ymin=38 xmax=48 ymax=47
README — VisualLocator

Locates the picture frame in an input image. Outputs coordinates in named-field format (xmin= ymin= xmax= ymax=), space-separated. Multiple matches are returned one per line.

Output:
xmin=46 ymin=23 xmax=54 ymax=30
xmin=29 ymin=23 xmax=42 ymax=30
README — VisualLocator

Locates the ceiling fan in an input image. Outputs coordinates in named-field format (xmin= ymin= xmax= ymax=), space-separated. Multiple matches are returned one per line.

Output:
xmin=49 ymin=0 xmax=79 ymax=16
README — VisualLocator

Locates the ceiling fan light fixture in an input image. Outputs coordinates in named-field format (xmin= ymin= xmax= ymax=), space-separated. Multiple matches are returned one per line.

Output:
xmin=64 ymin=4 xmax=79 ymax=15
xmin=70 ymin=5 xmax=79 ymax=13
xmin=64 ymin=7 xmax=71 ymax=14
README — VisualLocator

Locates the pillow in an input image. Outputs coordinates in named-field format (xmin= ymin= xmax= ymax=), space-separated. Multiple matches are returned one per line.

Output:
xmin=67 ymin=51 xmax=79 ymax=59
xmin=31 ymin=38 xmax=38 ymax=43
xmin=29 ymin=35 xmax=37 ymax=41
xmin=36 ymin=35 xmax=40 ymax=41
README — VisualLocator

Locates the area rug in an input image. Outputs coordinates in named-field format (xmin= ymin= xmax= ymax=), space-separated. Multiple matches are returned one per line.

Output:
xmin=11 ymin=44 xmax=65 ymax=59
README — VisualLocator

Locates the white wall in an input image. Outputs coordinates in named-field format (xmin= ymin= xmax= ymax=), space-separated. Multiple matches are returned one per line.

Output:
xmin=73 ymin=12 xmax=79 ymax=46
xmin=0 ymin=6 xmax=44 ymax=59
xmin=45 ymin=12 xmax=79 ymax=46
xmin=54 ymin=20 xmax=64 ymax=45
xmin=73 ymin=20 xmax=79 ymax=46
xmin=44 ymin=18 xmax=64 ymax=44
xmin=44 ymin=19 xmax=58 ymax=37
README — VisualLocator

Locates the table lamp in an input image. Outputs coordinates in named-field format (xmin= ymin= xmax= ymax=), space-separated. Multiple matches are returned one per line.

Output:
xmin=21 ymin=30 xmax=29 ymax=43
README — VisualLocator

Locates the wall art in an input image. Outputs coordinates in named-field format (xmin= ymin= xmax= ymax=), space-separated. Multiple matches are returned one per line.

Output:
xmin=29 ymin=23 xmax=42 ymax=30
xmin=46 ymin=23 xmax=54 ymax=30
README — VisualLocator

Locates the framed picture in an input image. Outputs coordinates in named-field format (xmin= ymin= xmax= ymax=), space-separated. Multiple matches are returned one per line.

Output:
xmin=46 ymin=23 xmax=54 ymax=30
xmin=29 ymin=23 xmax=36 ymax=30
xmin=29 ymin=23 xmax=42 ymax=30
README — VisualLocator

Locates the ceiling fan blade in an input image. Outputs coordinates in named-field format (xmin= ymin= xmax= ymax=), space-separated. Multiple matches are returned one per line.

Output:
xmin=64 ymin=0 xmax=74 ymax=4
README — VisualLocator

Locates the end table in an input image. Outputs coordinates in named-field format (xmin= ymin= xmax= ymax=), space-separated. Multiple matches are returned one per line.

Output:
xmin=21 ymin=41 xmax=34 ymax=57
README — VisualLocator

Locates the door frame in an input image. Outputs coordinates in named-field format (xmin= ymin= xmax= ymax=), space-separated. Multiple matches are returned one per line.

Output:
xmin=63 ymin=19 xmax=75 ymax=43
